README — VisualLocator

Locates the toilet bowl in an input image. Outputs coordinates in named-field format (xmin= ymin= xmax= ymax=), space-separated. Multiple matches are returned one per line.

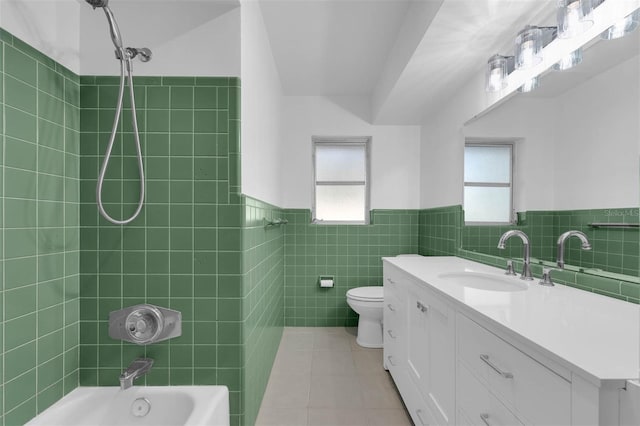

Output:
xmin=346 ymin=286 xmax=384 ymax=348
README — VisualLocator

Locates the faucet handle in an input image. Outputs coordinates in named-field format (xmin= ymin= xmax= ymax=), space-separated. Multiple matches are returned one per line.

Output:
xmin=504 ymin=260 xmax=516 ymax=276
xmin=539 ymin=268 xmax=555 ymax=287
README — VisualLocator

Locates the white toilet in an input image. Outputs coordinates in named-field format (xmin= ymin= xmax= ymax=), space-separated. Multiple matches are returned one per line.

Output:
xmin=346 ymin=286 xmax=384 ymax=348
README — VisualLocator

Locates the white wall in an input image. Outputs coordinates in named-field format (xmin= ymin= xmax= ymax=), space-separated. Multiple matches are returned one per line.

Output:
xmin=553 ymin=55 xmax=639 ymax=210
xmin=420 ymin=71 xmax=483 ymax=209
xmin=79 ymin=1 xmax=240 ymax=76
xmin=0 ymin=0 xmax=81 ymax=72
xmin=281 ymin=96 xmax=421 ymax=210
xmin=240 ymin=0 xmax=284 ymax=206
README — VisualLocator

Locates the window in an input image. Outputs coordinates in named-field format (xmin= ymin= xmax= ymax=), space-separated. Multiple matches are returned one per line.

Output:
xmin=313 ymin=137 xmax=370 ymax=224
xmin=464 ymin=143 xmax=514 ymax=224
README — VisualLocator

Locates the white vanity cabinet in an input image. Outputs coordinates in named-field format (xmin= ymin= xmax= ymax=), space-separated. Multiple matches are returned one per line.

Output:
xmin=384 ymin=263 xmax=456 ymax=425
xmin=456 ymin=313 xmax=571 ymax=425
xmin=382 ymin=256 xmax=640 ymax=426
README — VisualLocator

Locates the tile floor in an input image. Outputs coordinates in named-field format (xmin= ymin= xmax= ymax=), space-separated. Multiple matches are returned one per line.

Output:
xmin=256 ymin=327 xmax=412 ymax=426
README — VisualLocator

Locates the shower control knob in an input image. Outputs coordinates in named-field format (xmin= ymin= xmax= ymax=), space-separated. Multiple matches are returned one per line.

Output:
xmin=109 ymin=304 xmax=181 ymax=345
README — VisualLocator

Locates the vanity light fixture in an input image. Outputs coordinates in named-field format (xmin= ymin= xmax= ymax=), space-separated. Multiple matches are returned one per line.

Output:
xmin=485 ymin=54 xmax=514 ymax=92
xmin=515 ymin=25 xmax=556 ymax=70
xmin=601 ymin=9 xmax=640 ymax=40
xmin=553 ymin=48 xmax=583 ymax=70
xmin=557 ymin=0 xmax=594 ymax=39
xmin=517 ymin=76 xmax=539 ymax=93
xmin=515 ymin=25 xmax=542 ymax=69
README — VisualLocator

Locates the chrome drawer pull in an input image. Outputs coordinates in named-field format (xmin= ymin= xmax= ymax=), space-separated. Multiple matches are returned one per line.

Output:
xmin=387 ymin=329 xmax=396 ymax=339
xmin=387 ymin=355 xmax=396 ymax=366
xmin=480 ymin=354 xmax=514 ymax=379
xmin=387 ymin=303 xmax=395 ymax=311
xmin=416 ymin=409 xmax=428 ymax=425
xmin=416 ymin=301 xmax=428 ymax=313
xmin=480 ymin=414 xmax=492 ymax=426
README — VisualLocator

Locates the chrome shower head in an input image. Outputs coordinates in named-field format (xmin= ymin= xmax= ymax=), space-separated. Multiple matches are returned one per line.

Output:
xmin=86 ymin=0 xmax=109 ymax=8
xmin=86 ymin=0 xmax=123 ymax=50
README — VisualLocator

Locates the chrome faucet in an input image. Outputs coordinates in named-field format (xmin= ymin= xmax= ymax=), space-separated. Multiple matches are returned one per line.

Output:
xmin=119 ymin=358 xmax=154 ymax=390
xmin=497 ymin=230 xmax=533 ymax=280
xmin=557 ymin=230 xmax=592 ymax=269
xmin=540 ymin=230 xmax=592 ymax=287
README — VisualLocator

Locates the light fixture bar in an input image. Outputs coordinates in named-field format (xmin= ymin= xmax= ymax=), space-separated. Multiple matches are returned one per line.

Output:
xmin=601 ymin=9 xmax=640 ymax=40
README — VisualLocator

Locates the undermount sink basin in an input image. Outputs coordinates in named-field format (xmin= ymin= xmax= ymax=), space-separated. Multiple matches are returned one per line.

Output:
xmin=438 ymin=271 xmax=529 ymax=292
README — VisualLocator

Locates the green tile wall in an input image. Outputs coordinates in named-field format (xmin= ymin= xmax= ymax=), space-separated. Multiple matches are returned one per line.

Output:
xmin=555 ymin=208 xmax=639 ymax=277
xmin=241 ymin=197 xmax=284 ymax=426
xmin=78 ymin=76 xmax=246 ymax=424
xmin=418 ymin=205 xmax=639 ymax=303
xmin=462 ymin=210 xmax=556 ymax=261
xmin=0 ymin=28 xmax=81 ymax=425
xmin=462 ymin=208 xmax=639 ymax=277
xmin=282 ymin=210 xmax=418 ymax=326
xmin=418 ymin=205 xmax=462 ymax=256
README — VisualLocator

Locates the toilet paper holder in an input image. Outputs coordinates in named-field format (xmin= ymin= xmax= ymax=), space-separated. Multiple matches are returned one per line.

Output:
xmin=319 ymin=276 xmax=334 ymax=288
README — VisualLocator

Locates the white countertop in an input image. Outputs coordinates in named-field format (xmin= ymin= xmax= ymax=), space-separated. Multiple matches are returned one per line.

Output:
xmin=383 ymin=256 xmax=640 ymax=384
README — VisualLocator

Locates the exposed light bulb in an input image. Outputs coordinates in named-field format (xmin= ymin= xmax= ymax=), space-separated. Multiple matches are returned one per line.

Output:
xmin=485 ymin=55 xmax=509 ymax=93
xmin=558 ymin=0 xmax=593 ymax=38
xmin=515 ymin=26 xmax=543 ymax=70
xmin=518 ymin=40 xmax=535 ymax=68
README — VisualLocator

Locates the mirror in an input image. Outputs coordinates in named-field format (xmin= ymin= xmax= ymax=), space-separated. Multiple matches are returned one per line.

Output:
xmin=461 ymin=22 xmax=640 ymax=281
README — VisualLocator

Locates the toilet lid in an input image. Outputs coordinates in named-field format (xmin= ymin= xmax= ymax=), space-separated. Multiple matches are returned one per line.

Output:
xmin=347 ymin=286 xmax=383 ymax=301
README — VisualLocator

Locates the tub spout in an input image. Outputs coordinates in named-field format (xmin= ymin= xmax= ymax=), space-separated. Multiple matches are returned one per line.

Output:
xmin=120 ymin=358 xmax=153 ymax=390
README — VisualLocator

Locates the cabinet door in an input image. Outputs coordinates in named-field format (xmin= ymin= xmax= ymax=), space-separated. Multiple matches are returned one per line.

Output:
xmin=406 ymin=282 xmax=455 ymax=425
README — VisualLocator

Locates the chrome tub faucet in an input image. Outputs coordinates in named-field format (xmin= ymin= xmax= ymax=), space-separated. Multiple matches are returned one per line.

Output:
xmin=120 ymin=358 xmax=154 ymax=390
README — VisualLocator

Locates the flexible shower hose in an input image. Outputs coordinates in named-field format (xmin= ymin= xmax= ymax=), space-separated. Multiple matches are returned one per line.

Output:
xmin=96 ymin=56 xmax=145 ymax=225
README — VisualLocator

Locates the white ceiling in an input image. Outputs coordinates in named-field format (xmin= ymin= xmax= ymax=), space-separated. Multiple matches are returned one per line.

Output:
xmin=258 ymin=0 xmax=561 ymax=124
xmin=260 ymin=0 xmax=417 ymax=96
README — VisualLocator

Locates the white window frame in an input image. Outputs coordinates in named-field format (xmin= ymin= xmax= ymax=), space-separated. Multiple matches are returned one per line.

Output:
xmin=464 ymin=141 xmax=515 ymax=225
xmin=312 ymin=136 xmax=371 ymax=225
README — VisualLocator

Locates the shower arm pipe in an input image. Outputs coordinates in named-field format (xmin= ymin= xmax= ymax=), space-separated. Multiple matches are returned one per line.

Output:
xmin=96 ymin=56 xmax=145 ymax=225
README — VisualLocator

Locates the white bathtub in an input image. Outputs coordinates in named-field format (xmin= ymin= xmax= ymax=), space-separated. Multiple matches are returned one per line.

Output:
xmin=26 ymin=386 xmax=229 ymax=426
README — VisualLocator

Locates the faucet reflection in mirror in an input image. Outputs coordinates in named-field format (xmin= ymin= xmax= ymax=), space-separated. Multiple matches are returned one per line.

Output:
xmin=556 ymin=230 xmax=592 ymax=269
